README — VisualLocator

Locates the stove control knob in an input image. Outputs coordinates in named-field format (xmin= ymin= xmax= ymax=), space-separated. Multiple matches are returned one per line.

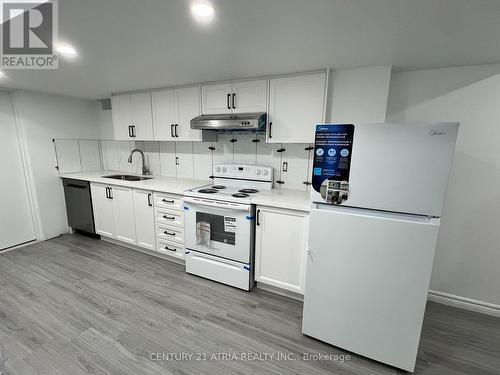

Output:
xmin=222 ymin=167 xmax=227 ymax=173
xmin=255 ymin=169 xmax=261 ymax=175
xmin=215 ymin=167 xmax=221 ymax=173
xmin=262 ymin=170 xmax=269 ymax=176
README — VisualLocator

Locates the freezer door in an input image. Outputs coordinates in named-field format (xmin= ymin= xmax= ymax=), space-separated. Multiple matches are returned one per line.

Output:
xmin=310 ymin=122 xmax=459 ymax=216
xmin=302 ymin=204 xmax=440 ymax=372
xmin=349 ymin=122 xmax=458 ymax=216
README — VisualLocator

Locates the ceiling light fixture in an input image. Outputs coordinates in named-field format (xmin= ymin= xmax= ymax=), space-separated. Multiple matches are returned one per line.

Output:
xmin=190 ymin=0 xmax=215 ymax=23
xmin=55 ymin=43 xmax=78 ymax=58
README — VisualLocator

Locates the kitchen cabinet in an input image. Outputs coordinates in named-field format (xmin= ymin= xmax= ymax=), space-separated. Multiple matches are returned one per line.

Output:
xmin=268 ymin=72 xmax=327 ymax=143
xmin=133 ymin=189 xmax=155 ymax=251
xmin=153 ymin=191 xmax=185 ymax=260
xmin=90 ymin=183 xmax=115 ymax=238
xmin=201 ymin=79 xmax=267 ymax=115
xmin=254 ymin=206 xmax=309 ymax=294
xmin=90 ymin=183 xmax=136 ymax=244
xmin=152 ymin=86 xmax=205 ymax=141
xmin=112 ymin=92 xmax=154 ymax=140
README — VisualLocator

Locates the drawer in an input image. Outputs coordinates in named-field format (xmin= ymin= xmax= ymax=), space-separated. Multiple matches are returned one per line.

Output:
xmin=153 ymin=192 xmax=183 ymax=211
xmin=156 ymin=238 xmax=185 ymax=259
xmin=154 ymin=207 xmax=184 ymax=227
xmin=155 ymin=223 xmax=184 ymax=244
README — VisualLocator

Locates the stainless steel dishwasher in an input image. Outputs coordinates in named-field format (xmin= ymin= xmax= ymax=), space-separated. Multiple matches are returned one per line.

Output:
xmin=62 ymin=178 xmax=96 ymax=235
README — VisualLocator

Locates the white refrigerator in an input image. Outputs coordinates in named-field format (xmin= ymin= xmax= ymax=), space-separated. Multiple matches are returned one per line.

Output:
xmin=302 ymin=122 xmax=459 ymax=372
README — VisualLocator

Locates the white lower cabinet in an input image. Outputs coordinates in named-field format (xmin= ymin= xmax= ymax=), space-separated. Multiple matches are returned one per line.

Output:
xmin=133 ymin=189 xmax=155 ymax=250
xmin=91 ymin=183 xmax=136 ymax=244
xmin=90 ymin=183 xmax=115 ymax=238
xmin=112 ymin=186 xmax=136 ymax=244
xmin=254 ymin=206 xmax=309 ymax=294
xmin=153 ymin=191 xmax=185 ymax=260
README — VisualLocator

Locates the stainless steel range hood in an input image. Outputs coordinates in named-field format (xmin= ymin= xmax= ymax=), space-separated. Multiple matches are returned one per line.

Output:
xmin=190 ymin=112 xmax=266 ymax=132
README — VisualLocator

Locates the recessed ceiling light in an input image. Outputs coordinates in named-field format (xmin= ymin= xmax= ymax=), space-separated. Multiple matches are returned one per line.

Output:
xmin=55 ymin=43 xmax=78 ymax=58
xmin=190 ymin=0 xmax=215 ymax=23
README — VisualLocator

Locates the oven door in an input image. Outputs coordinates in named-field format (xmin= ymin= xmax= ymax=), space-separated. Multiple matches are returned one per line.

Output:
xmin=184 ymin=196 xmax=253 ymax=263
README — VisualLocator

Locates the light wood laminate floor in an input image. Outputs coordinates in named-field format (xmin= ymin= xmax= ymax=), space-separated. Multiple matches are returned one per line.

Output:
xmin=0 ymin=234 xmax=499 ymax=374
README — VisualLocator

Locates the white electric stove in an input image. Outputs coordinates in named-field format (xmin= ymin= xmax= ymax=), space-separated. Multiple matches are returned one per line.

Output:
xmin=183 ymin=164 xmax=273 ymax=291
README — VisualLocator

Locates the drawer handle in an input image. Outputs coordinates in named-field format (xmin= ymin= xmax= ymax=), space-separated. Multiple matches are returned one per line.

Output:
xmin=164 ymin=245 xmax=176 ymax=252
xmin=163 ymin=215 xmax=175 ymax=220
xmin=164 ymin=231 xmax=175 ymax=236
xmin=162 ymin=199 xmax=175 ymax=204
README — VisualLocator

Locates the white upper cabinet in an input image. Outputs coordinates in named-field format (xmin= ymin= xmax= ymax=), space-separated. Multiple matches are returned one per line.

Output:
xmin=151 ymin=89 xmax=176 ymax=140
xmin=201 ymin=79 xmax=268 ymax=115
xmin=231 ymin=79 xmax=268 ymax=113
xmin=268 ymin=72 xmax=327 ymax=143
xmin=174 ymin=86 xmax=202 ymax=141
xmin=112 ymin=92 xmax=154 ymax=141
xmin=201 ymin=83 xmax=232 ymax=114
xmin=111 ymin=95 xmax=133 ymax=140
xmin=152 ymin=86 xmax=202 ymax=141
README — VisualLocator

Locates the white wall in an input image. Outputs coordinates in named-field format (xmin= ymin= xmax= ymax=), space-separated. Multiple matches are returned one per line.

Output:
xmin=13 ymin=90 xmax=101 ymax=240
xmin=386 ymin=64 xmax=500 ymax=306
xmin=327 ymin=65 xmax=392 ymax=123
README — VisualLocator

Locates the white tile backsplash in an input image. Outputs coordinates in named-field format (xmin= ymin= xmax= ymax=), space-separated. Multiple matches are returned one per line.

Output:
xmin=54 ymin=136 xmax=311 ymax=190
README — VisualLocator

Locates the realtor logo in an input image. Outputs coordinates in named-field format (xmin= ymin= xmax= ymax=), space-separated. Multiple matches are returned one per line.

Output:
xmin=0 ymin=0 xmax=58 ymax=69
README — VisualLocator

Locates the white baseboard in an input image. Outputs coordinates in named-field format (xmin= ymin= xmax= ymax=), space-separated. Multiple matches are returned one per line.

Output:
xmin=428 ymin=289 xmax=500 ymax=318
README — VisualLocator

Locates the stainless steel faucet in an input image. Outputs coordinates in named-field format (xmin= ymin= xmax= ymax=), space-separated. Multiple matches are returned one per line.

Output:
xmin=128 ymin=149 xmax=150 ymax=175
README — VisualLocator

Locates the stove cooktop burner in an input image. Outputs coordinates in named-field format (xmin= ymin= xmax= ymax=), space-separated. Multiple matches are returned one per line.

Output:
xmin=212 ymin=185 xmax=226 ymax=189
xmin=232 ymin=193 xmax=250 ymax=198
xmin=199 ymin=188 xmax=218 ymax=194
xmin=239 ymin=189 xmax=259 ymax=194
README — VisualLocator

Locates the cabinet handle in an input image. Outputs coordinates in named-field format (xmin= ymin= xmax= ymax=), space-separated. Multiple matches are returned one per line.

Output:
xmin=162 ymin=199 xmax=175 ymax=204
xmin=170 ymin=124 xmax=174 ymax=137
xmin=268 ymin=122 xmax=272 ymax=139
xmin=108 ymin=187 xmax=113 ymax=199
xmin=256 ymin=209 xmax=261 ymax=226
xmin=232 ymin=93 xmax=236 ymax=109
xmin=164 ymin=245 xmax=176 ymax=252
xmin=163 ymin=215 xmax=175 ymax=220
xmin=105 ymin=187 xmax=109 ymax=199
xmin=131 ymin=126 xmax=136 ymax=138
xmin=227 ymin=93 xmax=231 ymax=109
xmin=128 ymin=126 xmax=133 ymax=138
xmin=164 ymin=231 xmax=175 ymax=236
xmin=175 ymin=124 xmax=179 ymax=137
xmin=147 ymin=193 xmax=152 ymax=207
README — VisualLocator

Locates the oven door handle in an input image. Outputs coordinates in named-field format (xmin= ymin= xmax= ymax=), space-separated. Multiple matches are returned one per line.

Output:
xmin=183 ymin=196 xmax=250 ymax=211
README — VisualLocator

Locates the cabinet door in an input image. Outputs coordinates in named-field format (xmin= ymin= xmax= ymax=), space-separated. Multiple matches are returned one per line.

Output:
xmin=110 ymin=186 xmax=136 ymax=244
xmin=133 ymin=189 xmax=155 ymax=250
xmin=232 ymin=79 xmax=268 ymax=114
xmin=268 ymin=72 xmax=326 ymax=143
xmin=131 ymin=92 xmax=154 ymax=140
xmin=175 ymin=86 xmax=202 ymax=141
xmin=111 ymin=95 xmax=133 ymax=141
xmin=255 ymin=206 xmax=309 ymax=294
xmin=152 ymin=89 xmax=176 ymax=140
xmin=201 ymin=83 xmax=232 ymax=114
xmin=90 ymin=183 xmax=115 ymax=238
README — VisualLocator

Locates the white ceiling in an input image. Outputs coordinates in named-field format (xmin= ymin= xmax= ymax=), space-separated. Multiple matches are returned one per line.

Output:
xmin=2 ymin=0 xmax=500 ymax=99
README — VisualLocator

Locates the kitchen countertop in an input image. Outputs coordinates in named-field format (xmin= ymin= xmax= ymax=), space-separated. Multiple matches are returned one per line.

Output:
xmin=60 ymin=171 xmax=210 ymax=195
xmin=60 ymin=171 xmax=311 ymax=211
xmin=252 ymin=188 xmax=311 ymax=212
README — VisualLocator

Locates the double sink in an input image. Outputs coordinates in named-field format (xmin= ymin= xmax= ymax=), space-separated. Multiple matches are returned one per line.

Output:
xmin=104 ymin=174 xmax=153 ymax=182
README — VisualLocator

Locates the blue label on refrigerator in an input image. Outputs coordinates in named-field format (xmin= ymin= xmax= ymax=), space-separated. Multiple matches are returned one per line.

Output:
xmin=312 ymin=124 xmax=354 ymax=192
